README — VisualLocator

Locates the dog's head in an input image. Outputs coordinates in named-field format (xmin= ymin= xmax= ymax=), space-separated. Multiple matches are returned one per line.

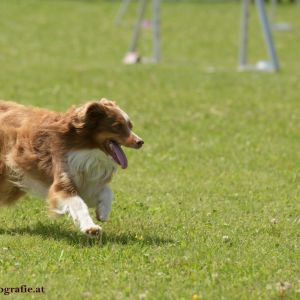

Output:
xmin=73 ymin=98 xmax=144 ymax=169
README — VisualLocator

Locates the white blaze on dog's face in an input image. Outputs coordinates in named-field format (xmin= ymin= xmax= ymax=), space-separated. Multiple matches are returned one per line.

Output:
xmin=78 ymin=98 xmax=144 ymax=169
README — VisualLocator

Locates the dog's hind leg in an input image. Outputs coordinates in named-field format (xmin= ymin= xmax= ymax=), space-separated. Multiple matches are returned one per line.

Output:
xmin=0 ymin=183 xmax=25 ymax=205
xmin=48 ymin=173 xmax=101 ymax=236
xmin=0 ymin=163 xmax=25 ymax=205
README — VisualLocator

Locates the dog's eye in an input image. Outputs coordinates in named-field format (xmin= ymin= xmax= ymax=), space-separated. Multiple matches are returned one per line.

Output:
xmin=112 ymin=122 xmax=124 ymax=130
xmin=128 ymin=121 xmax=133 ymax=130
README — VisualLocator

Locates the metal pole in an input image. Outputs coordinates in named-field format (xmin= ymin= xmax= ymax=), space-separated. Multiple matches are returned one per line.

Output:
xmin=239 ymin=0 xmax=250 ymax=69
xmin=115 ymin=0 xmax=132 ymax=26
xmin=271 ymin=0 xmax=277 ymax=24
xmin=128 ymin=0 xmax=148 ymax=53
xmin=152 ymin=0 xmax=161 ymax=62
xmin=255 ymin=0 xmax=279 ymax=70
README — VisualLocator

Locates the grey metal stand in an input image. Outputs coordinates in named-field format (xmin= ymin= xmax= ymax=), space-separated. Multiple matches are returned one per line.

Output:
xmin=271 ymin=0 xmax=291 ymax=31
xmin=256 ymin=0 xmax=279 ymax=70
xmin=115 ymin=0 xmax=132 ymax=25
xmin=152 ymin=0 xmax=161 ymax=63
xmin=129 ymin=0 xmax=148 ymax=53
xmin=239 ymin=0 xmax=280 ymax=72
xmin=123 ymin=0 xmax=161 ymax=64
xmin=271 ymin=0 xmax=277 ymax=24
xmin=239 ymin=0 xmax=250 ymax=69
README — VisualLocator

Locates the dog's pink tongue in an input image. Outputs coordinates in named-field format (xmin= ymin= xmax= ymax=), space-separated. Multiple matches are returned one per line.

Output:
xmin=111 ymin=141 xmax=128 ymax=169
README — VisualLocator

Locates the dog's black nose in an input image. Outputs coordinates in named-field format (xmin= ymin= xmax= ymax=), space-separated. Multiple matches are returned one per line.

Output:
xmin=136 ymin=139 xmax=144 ymax=148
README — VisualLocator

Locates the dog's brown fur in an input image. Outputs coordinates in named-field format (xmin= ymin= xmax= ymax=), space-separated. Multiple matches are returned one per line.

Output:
xmin=0 ymin=99 xmax=143 ymax=214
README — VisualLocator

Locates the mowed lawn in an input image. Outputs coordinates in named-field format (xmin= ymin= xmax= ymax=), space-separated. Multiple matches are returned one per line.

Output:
xmin=0 ymin=0 xmax=299 ymax=299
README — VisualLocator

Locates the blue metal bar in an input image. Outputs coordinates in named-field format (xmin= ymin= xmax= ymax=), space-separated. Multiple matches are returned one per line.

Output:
xmin=239 ymin=0 xmax=250 ymax=69
xmin=152 ymin=0 xmax=161 ymax=62
xmin=255 ymin=0 xmax=280 ymax=70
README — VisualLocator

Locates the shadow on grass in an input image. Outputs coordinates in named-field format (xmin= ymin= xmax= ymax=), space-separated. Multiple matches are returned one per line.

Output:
xmin=0 ymin=222 xmax=174 ymax=248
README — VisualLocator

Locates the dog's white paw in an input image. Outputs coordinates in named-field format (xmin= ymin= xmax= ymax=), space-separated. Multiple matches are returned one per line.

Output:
xmin=81 ymin=224 xmax=102 ymax=236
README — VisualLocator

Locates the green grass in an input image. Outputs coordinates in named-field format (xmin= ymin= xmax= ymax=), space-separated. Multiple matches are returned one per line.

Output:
xmin=0 ymin=0 xmax=299 ymax=299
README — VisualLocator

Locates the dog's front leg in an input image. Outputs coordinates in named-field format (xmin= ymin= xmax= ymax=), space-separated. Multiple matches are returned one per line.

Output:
xmin=96 ymin=185 xmax=113 ymax=222
xmin=57 ymin=195 xmax=102 ymax=235
xmin=49 ymin=173 xmax=101 ymax=235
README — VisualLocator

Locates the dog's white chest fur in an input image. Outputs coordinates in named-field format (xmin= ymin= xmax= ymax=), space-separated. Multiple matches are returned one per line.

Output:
xmin=66 ymin=149 xmax=117 ymax=206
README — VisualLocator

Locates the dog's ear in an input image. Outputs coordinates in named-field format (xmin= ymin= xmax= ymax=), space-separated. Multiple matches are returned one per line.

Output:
xmin=73 ymin=101 xmax=107 ymax=129
xmin=100 ymin=98 xmax=117 ymax=107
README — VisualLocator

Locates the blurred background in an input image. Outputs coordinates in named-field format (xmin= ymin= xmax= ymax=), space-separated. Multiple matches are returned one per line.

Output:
xmin=0 ymin=1 xmax=299 ymax=299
